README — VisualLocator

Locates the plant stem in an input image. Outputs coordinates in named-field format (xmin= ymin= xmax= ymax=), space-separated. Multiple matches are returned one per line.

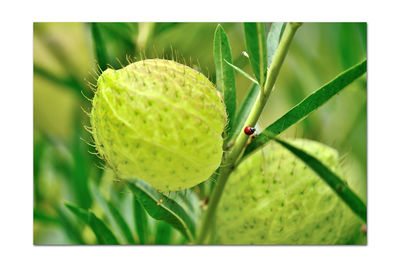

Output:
xmin=196 ymin=22 xmax=302 ymax=244
xmin=196 ymin=93 xmax=265 ymax=244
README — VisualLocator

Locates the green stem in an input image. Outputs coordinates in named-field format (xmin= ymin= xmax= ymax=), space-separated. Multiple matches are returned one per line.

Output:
xmin=196 ymin=22 xmax=302 ymax=244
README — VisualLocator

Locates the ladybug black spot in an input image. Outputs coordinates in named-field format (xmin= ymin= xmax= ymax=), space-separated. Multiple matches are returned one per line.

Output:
xmin=244 ymin=126 xmax=256 ymax=135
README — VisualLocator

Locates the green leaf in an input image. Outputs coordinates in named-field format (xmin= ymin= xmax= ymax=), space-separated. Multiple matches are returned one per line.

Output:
xmin=65 ymin=203 xmax=119 ymax=245
xmin=272 ymin=137 xmax=367 ymax=222
xmin=154 ymin=22 xmax=180 ymax=36
xmin=267 ymin=22 xmax=286 ymax=67
xmin=71 ymin=114 xmax=92 ymax=209
xmin=56 ymin=206 xmax=85 ymax=244
xmin=228 ymin=83 xmax=260 ymax=143
xmin=154 ymin=221 xmax=173 ymax=245
xmin=34 ymin=64 xmax=81 ymax=94
xmin=89 ymin=181 xmax=135 ymax=244
xmin=106 ymin=199 xmax=136 ymax=244
xmin=34 ymin=209 xmax=60 ymax=225
xmin=127 ymin=179 xmax=196 ymax=242
xmin=224 ymin=59 xmax=259 ymax=85
xmin=133 ymin=195 xmax=149 ymax=244
xmin=35 ymin=33 xmax=83 ymax=90
xmin=213 ymin=24 xmax=236 ymax=136
xmin=243 ymin=23 xmax=268 ymax=86
xmin=98 ymin=23 xmax=138 ymax=46
xmin=173 ymin=190 xmax=202 ymax=223
xmin=90 ymin=23 xmax=108 ymax=71
xmin=243 ymin=59 xmax=367 ymax=159
xmin=34 ymin=134 xmax=47 ymax=203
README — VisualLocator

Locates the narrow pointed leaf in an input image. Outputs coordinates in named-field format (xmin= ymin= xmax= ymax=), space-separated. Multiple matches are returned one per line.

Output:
xmin=127 ymin=179 xmax=196 ymax=242
xmin=65 ymin=203 xmax=119 ymax=245
xmin=228 ymin=83 xmax=260 ymax=142
xmin=90 ymin=23 xmax=108 ymax=71
xmin=272 ymin=137 xmax=367 ymax=222
xmin=243 ymin=59 xmax=367 ymax=159
xmin=56 ymin=206 xmax=85 ymax=244
xmin=224 ymin=59 xmax=260 ymax=85
xmin=89 ymin=182 xmax=135 ymax=244
xmin=89 ymin=182 xmax=136 ymax=244
xmin=106 ymin=199 xmax=136 ymax=244
xmin=243 ymin=23 xmax=267 ymax=86
xmin=213 ymin=24 xmax=236 ymax=136
xmin=267 ymin=22 xmax=286 ymax=67
xmin=133 ymin=195 xmax=149 ymax=244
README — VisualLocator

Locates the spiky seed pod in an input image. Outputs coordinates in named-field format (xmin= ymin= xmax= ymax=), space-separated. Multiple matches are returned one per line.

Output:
xmin=215 ymin=139 xmax=364 ymax=245
xmin=90 ymin=59 xmax=227 ymax=192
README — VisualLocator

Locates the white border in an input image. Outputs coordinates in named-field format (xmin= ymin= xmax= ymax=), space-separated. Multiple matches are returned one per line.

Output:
xmin=1 ymin=0 xmax=400 ymax=266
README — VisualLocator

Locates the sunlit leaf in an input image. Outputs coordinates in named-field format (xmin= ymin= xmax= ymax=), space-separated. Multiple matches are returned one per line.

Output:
xmin=214 ymin=24 xmax=236 ymax=137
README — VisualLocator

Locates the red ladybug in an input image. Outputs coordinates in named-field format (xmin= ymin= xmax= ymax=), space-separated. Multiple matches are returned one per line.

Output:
xmin=244 ymin=126 xmax=256 ymax=135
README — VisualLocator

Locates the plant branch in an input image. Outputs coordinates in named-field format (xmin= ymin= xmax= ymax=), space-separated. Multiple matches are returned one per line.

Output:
xmin=196 ymin=22 xmax=302 ymax=244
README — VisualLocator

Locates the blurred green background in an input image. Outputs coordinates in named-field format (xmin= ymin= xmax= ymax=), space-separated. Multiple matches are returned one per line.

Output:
xmin=33 ymin=22 xmax=366 ymax=244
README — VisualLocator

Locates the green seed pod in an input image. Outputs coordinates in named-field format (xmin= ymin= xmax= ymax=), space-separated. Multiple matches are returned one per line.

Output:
xmin=215 ymin=139 xmax=364 ymax=245
xmin=90 ymin=59 xmax=226 ymax=192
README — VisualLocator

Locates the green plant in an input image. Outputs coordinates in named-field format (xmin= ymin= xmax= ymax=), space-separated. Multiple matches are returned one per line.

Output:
xmin=33 ymin=22 xmax=367 ymax=245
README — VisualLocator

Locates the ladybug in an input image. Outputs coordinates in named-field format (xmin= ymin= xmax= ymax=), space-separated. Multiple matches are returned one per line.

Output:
xmin=244 ymin=126 xmax=256 ymax=135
